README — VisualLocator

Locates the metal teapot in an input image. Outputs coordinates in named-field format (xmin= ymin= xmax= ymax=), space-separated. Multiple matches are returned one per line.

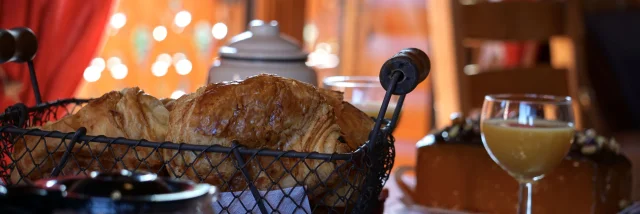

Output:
xmin=207 ymin=20 xmax=318 ymax=86
xmin=0 ymin=170 xmax=218 ymax=214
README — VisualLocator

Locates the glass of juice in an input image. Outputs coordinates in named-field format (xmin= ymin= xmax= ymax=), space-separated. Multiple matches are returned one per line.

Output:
xmin=480 ymin=94 xmax=575 ymax=214
xmin=323 ymin=76 xmax=399 ymax=119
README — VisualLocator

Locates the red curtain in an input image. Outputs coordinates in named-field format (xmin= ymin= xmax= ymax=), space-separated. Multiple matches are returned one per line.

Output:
xmin=0 ymin=0 xmax=116 ymax=110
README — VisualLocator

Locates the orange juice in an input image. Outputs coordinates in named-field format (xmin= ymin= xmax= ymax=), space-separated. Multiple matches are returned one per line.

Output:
xmin=353 ymin=102 xmax=397 ymax=119
xmin=481 ymin=119 xmax=574 ymax=182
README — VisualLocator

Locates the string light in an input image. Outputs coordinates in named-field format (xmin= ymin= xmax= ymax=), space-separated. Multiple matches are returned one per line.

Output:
xmin=152 ymin=26 xmax=168 ymax=41
xmin=174 ymin=11 xmax=192 ymax=28
xmin=316 ymin=43 xmax=332 ymax=53
xmin=110 ymin=64 xmax=128 ymax=79
xmin=107 ymin=57 xmax=122 ymax=70
xmin=157 ymin=53 xmax=172 ymax=63
xmin=151 ymin=61 xmax=170 ymax=77
xmin=305 ymin=43 xmax=339 ymax=69
xmin=172 ymin=53 xmax=186 ymax=66
xmin=212 ymin=22 xmax=228 ymax=40
xmin=110 ymin=13 xmax=127 ymax=29
xmin=175 ymin=59 xmax=192 ymax=75
xmin=324 ymin=54 xmax=340 ymax=68
xmin=90 ymin=58 xmax=106 ymax=72
xmin=303 ymin=24 xmax=319 ymax=45
xmin=83 ymin=66 xmax=102 ymax=82
xmin=306 ymin=52 xmax=340 ymax=69
xmin=170 ymin=90 xmax=186 ymax=99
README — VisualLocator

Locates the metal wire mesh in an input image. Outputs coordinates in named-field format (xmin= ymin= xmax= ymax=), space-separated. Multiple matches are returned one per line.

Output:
xmin=0 ymin=99 xmax=395 ymax=214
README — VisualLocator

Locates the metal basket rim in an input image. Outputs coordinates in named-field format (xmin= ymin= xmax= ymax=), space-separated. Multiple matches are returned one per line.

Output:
xmin=0 ymin=98 xmax=394 ymax=161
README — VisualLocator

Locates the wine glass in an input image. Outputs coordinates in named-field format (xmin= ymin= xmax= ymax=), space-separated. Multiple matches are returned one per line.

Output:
xmin=480 ymin=94 xmax=575 ymax=214
xmin=323 ymin=76 xmax=399 ymax=119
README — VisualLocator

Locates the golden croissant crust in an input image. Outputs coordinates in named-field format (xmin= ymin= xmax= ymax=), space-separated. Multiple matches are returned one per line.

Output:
xmin=11 ymin=87 xmax=169 ymax=184
xmin=318 ymin=88 xmax=375 ymax=206
xmin=319 ymin=88 xmax=374 ymax=150
xmin=163 ymin=74 xmax=351 ymax=195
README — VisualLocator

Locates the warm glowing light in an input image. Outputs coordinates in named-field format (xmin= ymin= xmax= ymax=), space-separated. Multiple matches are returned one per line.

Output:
xmin=152 ymin=26 xmax=168 ymax=41
xmin=174 ymin=11 xmax=192 ymax=28
xmin=110 ymin=64 xmax=128 ymax=80
xmin=83 ymin=66 xmax=102 ymax=82
xmin=157 ymin=53 xmax=172 ymax=63
xmin=90 ymin=58 xmax=106 ymax=72
xmin=175 ymin=59 xmax=192 ymax=75
xmin=316 ymin=43 xmax=332 ymax=53
xmin=172 ymin=53 xmax=186 ymax=65
xmin=306 ymin=51 xmax=340 ymax=69
xmin=151 ymin=61 xmax=170 ymax=77
xmin=324 ymin=54 xmax=340 ymax=68
xmin=171 ymin=90 xmax=186 ymax=99
xmin=110 ymin=13 xmax=127 ymax=29
xmin=107 ymin=57 xmax=122 ymax=70
xmin=211 ymin=22 xmax=228 ymax=40
xmin=303 ymin=24 xmax=319 ymax=44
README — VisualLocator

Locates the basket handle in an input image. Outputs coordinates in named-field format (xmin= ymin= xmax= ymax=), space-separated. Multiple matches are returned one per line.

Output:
xmin=371 ymin=48 xmax=431 ymax=132
xmin=379 ymin=48 xmax=431 ymax=95
xmin=0 ymin=27 xmax=42 ymax=104
xmin=367 ymin=48 xmax=431 ymax=146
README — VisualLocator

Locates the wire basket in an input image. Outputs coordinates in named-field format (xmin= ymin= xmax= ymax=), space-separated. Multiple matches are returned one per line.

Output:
xmin=0 ymin=28 xmax=431 ymax=214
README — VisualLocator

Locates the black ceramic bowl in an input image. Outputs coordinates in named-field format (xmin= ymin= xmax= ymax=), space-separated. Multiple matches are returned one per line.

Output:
xmin=0 ymin=170 xmax=218 ymax=214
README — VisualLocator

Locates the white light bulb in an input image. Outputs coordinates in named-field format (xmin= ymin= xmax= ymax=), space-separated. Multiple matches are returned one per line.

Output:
xmin=316 ymin=43 xmax=332 ymax=53
xmin=110 ymin=13 xmax=127 ymax=29
xmin=83 ymin=66 xmax=102 ymax=82
xmin=90 ymin=58 xmax=106 ymax=72
xmin=107 ymin=57 xmax=122 ymax=70
xmin=174 ymin=11 xmax=192 ymax=28
xmin=172 ymin=53 xmax=186 ymax=65
xmin=175 ymin=59 xmax=192 ymax=75
xmin=152 ymin=26 xmax=168 ymax=41
xmin=157 ymin=53 xmax=172 ymax=63
xmin=171 ymin=90 xmax=186 ymax=99
xmin=303 ymin=24 xmax=319 ymax=44
xmin=324 ymin=54 xmax=340 ymax=68
xmin=211 ymin=22 xmax=228 ymax=40
xmin=110 ymin=64 xmax=128 ymax=80
xmin=151 ymin=61 xmax=170 ymax=77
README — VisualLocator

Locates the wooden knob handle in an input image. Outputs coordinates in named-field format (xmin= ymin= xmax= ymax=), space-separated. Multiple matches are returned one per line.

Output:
xmin=0 ymin=28 xmax=38 ymax=63
xmin=379 ymin=48 xmax=431 ymax=95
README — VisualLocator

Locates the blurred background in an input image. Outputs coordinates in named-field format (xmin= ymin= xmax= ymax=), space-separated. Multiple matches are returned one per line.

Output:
xmin=2 ymin=0 xmax=640 ymax=198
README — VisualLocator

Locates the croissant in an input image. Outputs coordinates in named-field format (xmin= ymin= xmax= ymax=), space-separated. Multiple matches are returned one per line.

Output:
xmin=10 ymin=87 xmax=169 ymax=184
xmin=318 ymin=88 xmax=375 ymax=206
xmin=319 ymin=89 xmax=374 ymax=150
xmin=163 ymin=74 xmax=351 ymax=197
xmin=160 ymin=98 xmax=177 ymax=111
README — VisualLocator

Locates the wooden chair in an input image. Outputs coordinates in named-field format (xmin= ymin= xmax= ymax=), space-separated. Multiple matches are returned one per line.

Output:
xmin=430 ymin=0 xmax=640 ymax=200
xmin=429 ymin=0 xmax=603 ymax=131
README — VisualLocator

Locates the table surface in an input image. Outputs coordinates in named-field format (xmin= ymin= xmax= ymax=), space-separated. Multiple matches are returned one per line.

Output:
xmin=383 ymin=167 xmax=416 ymax=213
xmin=383 ymin=139 xmax=421 ymax=213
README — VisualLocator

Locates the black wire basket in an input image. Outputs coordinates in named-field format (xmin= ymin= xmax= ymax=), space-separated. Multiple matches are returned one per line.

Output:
xmin=0 ymin=28 xmax=430 ymax=213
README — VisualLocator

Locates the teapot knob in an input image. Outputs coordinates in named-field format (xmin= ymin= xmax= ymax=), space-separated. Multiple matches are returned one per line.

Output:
xmin=249 ymin=20 xmax=279 ymax=36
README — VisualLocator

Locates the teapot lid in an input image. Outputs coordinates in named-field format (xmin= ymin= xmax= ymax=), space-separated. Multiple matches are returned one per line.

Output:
xmin=219 ymin=20 xmax=307 ymax=61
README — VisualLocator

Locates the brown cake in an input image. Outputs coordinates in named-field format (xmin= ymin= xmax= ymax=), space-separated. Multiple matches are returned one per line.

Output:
xmin=415 ymin=114 xmax=632 ymax=214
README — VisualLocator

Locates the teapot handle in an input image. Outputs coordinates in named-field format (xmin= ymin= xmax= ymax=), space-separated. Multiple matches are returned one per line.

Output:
xmin=393 ymin=166 xmax=417 ymax=202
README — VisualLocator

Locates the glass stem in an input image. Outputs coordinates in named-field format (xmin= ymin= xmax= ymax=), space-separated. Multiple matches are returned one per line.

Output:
xmin=517 ymin=182 xmax=532 ymax=214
